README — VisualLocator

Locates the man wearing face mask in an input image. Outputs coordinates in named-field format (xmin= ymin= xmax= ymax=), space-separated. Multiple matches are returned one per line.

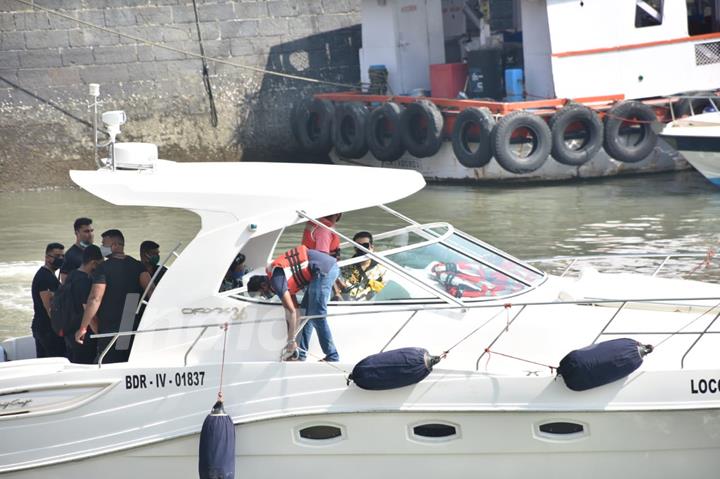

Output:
xmin=60 ymin=217 xmax=94 ymax=284
xmin=31 ymin=242 xmax=66 ymax=358
xmin=75 ymin=229 xmax=151 ymax=363
xmin=64 ymin=245 xmax=104 ymax=364
xmin=140 ymin=240 xmax=167 ymax=285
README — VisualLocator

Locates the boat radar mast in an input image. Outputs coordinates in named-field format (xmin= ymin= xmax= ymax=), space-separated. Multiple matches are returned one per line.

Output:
xmin=89 ymin=83 xmax=157 ymax=171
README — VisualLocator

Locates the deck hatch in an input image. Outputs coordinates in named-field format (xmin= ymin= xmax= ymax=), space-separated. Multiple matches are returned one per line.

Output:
xmin=538 ymin=422 xmax=584 ymax=435
xmin=298 ymin=425 xmax=343 ymax=440
xmin=412 ymin=423 xmax=457 ymax=438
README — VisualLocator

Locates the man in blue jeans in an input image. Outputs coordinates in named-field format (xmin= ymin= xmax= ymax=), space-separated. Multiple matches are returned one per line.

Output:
xmin=297 ymin=259 xmax=339 ymax=361
xmin=248 ymin=245 xmax=339 ymax=362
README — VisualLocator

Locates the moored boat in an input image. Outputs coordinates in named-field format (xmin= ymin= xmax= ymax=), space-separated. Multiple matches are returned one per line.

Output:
xmin=292 ymin=0 xmax=720 ymax=181
xmin=661 ymin=108 xmax=720 ymax=186
xmin=3 ymin=110 xmax=720 ymax=477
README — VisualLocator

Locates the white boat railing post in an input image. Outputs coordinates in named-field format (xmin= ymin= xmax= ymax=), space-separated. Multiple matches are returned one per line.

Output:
xmin=652 ymin=255 xmax=672 ymax=277
xmin=681 ymin=309 xmax=720 ymax=369
xmin=591 ymin=301 xmax=628 ymax=344
xmin=184 ymin=326 xmax=209 ymax=367
xmin=474 ymin=304 xmax=527 ymax=370
xmin=380 ymin=310 xmax=418 ymax=352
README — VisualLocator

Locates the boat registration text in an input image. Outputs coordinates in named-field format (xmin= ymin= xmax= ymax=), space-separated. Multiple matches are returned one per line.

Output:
xmin=125 ymin=371 xmax=206 ymax=389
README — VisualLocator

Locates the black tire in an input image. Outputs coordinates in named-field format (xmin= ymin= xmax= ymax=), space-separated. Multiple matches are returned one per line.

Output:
xmin=603 ymin=101 xmax=657 ymax=163
xmin=491 ymin=110 xmax=552 ymax=174
xmin=367 ymin=102 xmax=406 ymax=163
xmin=400 ymin=100 xmax=444 ymax=158
xmin=333 ymin=102 xmax=369 ymax=159
xmin=673 ymin=91 xmax=717 ymax=118
xmin=549 ymin=104 xmax=603 ymax=166
xmin=296 ymin=98 xmax=334 ymax=154
xmin=451 ymin=107 xmax=495 ymax=168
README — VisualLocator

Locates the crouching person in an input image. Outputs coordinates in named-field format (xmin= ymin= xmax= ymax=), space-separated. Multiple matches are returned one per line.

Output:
xmin=247 ymin=244 xmax=339 ymax=362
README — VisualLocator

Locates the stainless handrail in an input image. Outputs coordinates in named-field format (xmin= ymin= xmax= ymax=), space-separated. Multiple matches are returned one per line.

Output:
xmin=91 ymin=293 xmax=720 ymax=368
xmin=529 ymin=253 xmax=711 ymax=278
xmin=135 ymin=242 xmax=182 ymax=315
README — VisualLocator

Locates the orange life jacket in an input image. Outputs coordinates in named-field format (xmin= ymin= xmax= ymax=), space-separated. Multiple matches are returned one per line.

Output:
xmin=431 ymin=262 xmax=498 ymax=298
xmin=267 ymin=245 xmax=314 ymax=295
xmin=302 ymin=217 xmax=340 ymax=256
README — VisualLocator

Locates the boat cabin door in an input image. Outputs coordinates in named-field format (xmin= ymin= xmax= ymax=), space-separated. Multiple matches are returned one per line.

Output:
xmin=395 ymin=1 xmax=433 ymax=93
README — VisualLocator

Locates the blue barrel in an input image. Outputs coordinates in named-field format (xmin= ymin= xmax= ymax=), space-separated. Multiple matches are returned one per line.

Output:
xmin=504 ymin=68 xmax=524 ymax=101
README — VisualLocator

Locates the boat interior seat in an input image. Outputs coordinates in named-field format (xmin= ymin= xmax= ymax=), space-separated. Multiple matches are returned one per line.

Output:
xmin=0 ymin=335 xmax=37 ymax=361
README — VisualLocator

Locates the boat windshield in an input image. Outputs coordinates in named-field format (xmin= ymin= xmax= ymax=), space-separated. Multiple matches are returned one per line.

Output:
xmin=334 ymin=222 xmax=543 ymax=302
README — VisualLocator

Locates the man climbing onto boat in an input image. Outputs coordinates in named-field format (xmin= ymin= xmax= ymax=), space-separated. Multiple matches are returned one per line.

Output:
xmin=247 ymin=244 xmax=339 ymax=361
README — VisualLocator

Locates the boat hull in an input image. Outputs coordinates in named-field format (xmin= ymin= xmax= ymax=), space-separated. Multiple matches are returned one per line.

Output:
xmin=5 ymin=408 xmax=720 ymax=479
xmin=661 ymin=135 xmax=720 ymax=186
xmin=331 ymin=140 xmax=687 ymax=182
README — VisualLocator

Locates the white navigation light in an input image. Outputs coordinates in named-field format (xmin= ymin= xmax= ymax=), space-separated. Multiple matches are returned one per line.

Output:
xmin=88 ymin=83 xmax=99 ymax=97
xmin=102 ymin=110 xmax=126 ymax=141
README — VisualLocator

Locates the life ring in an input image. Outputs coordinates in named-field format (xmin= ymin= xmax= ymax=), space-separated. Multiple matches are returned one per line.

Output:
xmin=367 ymin=102 xmax=406 ymax=163
xmin=549 ymin=104 xmax=603 ymax=166
xmin=451 ymin=107 xmax=495 ymax=168
xmin=603 ymin=101 xmax=658 ymax=163
xmin=491 ymin=110 xmax=552 ymax=174
xmin=295 ymin=98 xmax=334 ymax=154
xmin=333 ymin=102 xmax=369 ymax=159
xmin=400 ymin=100 xmax=444 ymax=158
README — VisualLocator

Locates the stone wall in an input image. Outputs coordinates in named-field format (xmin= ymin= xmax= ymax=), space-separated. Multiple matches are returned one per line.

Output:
xmin=0 ymin=0 xmax=361 ymax=191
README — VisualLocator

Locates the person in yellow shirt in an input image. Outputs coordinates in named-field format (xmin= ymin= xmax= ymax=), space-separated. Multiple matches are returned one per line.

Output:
xmin=340 ymin=232 xmax=385 ymax=301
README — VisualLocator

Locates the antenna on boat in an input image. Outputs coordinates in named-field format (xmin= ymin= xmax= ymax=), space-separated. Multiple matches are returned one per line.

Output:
xmin=88 ymin=83 xmax=126 ymax=171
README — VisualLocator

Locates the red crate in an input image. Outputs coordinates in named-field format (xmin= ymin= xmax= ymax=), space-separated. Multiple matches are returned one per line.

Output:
xmin=430 ymin=63 xmax=468 ymax=99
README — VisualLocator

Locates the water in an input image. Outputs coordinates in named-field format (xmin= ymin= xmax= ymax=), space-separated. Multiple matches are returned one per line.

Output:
xmin=2 ymin=171 xmax=720 ymax=340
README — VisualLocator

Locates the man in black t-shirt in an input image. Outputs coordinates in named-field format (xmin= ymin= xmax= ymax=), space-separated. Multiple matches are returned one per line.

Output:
xmin=64 ymin=245 xmax=104 ymax=364
xmin=31 ymin=242 xmax=66 ymax=358
xmin=75 ymin=229 xmax=151 ymax=363
xmin=60 ymin=217 xmax=95 ymax=284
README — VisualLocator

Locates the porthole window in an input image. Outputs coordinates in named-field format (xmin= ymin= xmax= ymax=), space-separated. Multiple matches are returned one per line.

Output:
xmin=298 ymin=425 xmax=343 ymax=441
xmin=413 ymin=423 xmax=457 ymax=439
xmin=538 ymin=422 xmax=584 ymax=435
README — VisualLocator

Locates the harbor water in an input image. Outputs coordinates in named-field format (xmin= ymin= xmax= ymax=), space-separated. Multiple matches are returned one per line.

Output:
xmin=2 ymin=170 xmax=720 ymax=341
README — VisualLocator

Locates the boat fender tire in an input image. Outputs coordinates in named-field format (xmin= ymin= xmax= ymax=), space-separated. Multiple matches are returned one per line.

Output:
xmin=333 ymin=102 xmax=369 ymax=159
xmin=603 ymin=101 xmax=658 ymax=163
xmin=367 ymin=102 xmax=406 ymax=163
xmin=451 ymin=107 xmax=496 ymax=168
xmin=491 ymin=110 xmax=552 ymax=174
xmin=400 ymin=100 xmax=444 ymax=158
xmin=296 ymin=98 xmax=335 ymax=154
xmin=549 ymin=104 xmax=604 ymax=166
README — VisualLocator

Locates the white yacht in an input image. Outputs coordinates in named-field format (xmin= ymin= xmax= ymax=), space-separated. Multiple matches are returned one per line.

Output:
xmin=661 ymin=110 xmax=720 ymax=186
xmin=2 ymin=156 xmax=720 ymax=478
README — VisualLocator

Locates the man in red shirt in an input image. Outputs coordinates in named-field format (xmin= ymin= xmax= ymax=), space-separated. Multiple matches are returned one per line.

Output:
xmin=302 ymin=213 xmax=342 ymax=258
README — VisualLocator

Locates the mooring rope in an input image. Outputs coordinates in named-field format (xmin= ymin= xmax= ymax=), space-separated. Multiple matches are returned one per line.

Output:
xmin=11 ymin=0 xmax=364 ymax=91
xmin=217 ymin=322 xmax=229 ymax=401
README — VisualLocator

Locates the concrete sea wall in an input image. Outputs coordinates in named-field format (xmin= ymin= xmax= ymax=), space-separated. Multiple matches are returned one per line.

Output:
xmin=0 ymin=0 xmax=361 ymax=191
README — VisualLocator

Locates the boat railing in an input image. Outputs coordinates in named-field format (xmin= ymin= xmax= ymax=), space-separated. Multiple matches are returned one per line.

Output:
xmin=527 ymin=252 xmax=711 ymax=278
xmin=133 ymin=242 xmax=182 ymax=315
xmin=667 ymin=95 xmax=720 ymax=121
xmin=92 ymin=293 xmax=720 ymax=369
